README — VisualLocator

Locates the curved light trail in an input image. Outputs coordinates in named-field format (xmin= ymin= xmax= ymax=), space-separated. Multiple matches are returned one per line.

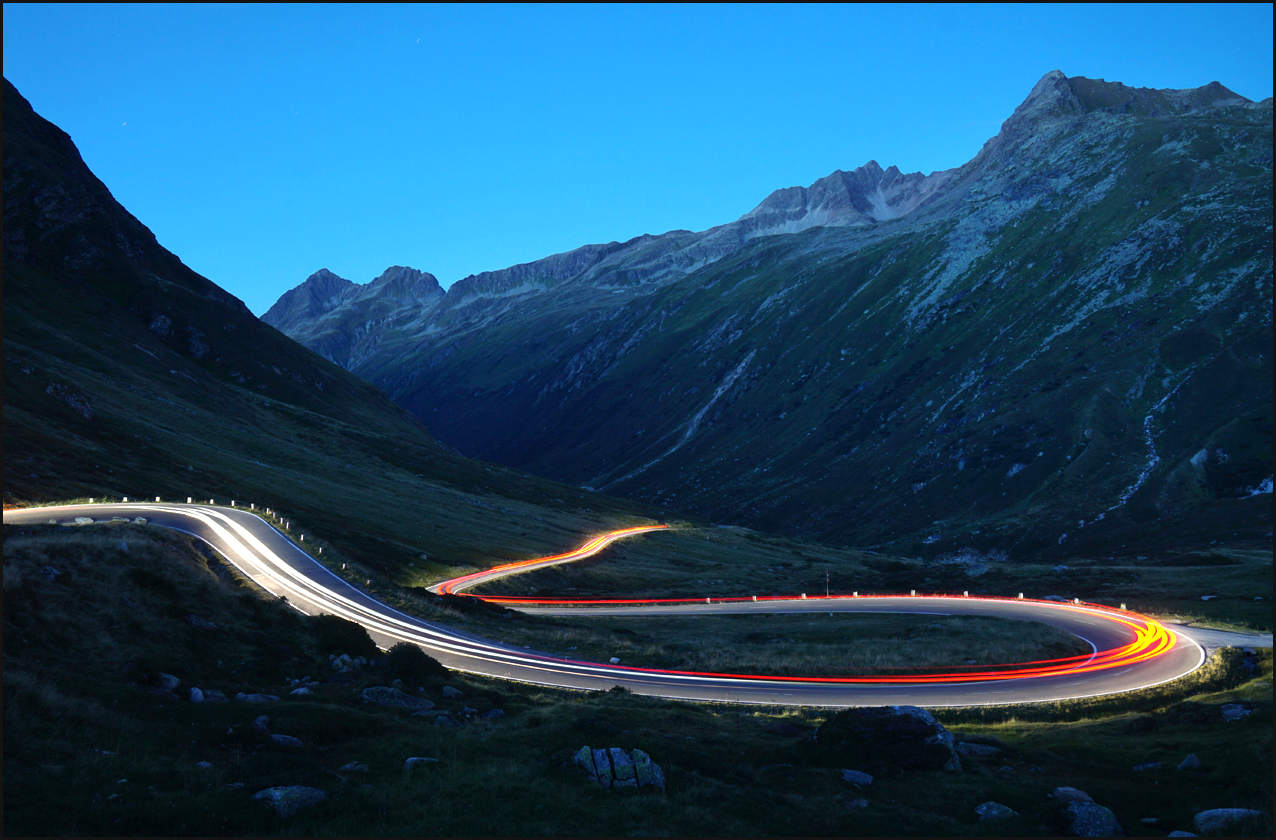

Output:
xmin=4 ymin=503 xmax=1211 ymax=706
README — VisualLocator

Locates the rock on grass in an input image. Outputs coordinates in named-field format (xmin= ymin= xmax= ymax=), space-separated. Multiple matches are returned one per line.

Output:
xmin=252 ymin=786 xmax=327 ymax=817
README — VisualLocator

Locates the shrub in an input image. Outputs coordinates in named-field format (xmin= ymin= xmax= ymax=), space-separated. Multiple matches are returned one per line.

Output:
xmin=309 ymin=614 xmax=378 ymax=659
xmin=386 ymin=642 xmax=447 ymax=684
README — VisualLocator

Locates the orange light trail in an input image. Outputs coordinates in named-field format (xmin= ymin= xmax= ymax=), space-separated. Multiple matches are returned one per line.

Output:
xmin=431 ymin=526 xmax=1179 ymax=684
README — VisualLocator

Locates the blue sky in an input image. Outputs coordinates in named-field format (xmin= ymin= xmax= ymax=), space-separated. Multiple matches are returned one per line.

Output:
xmin=5 ymin=4 xmax=1273 ymax=314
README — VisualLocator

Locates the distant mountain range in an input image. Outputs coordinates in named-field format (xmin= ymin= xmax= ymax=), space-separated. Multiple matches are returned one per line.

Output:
xmin=259 ymin=70 xmax=1269 ymax=557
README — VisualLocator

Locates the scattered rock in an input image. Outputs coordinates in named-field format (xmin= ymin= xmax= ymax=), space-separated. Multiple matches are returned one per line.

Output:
xmin=432 ymin=715 xmax=461 ymax=728
xmin=441 ymin=686 xmax=463 ymax=699
xmin=338 ymin=762 xmax=370 ymax=773
xmin=235 ymin=693 xmax=280 ymax=703
xmin=403 ymin=757 xmax=438 ymax=771
xmin=195 ymin=761 xmax=212 ymax=769
xmin=1192 ymin=808 xmax=1262 ymax=834
xmin=461 ymin=706 xmax=478 ymax=716
xmin=1177 ymin=754 xmax=1201 ymax=770
xmin=841 ymin=769 xmax=873 ymax=786
xmin=1166 ymin=832 xmax=1197 ymax=837
xmin=1133 ymin=761 xmax=1163 ymax=771
xmin=271 ymin=734 xmax=304 ymax=748
xmin=251 ymin=786 xmax=327 ymax=817
xmin=189 ymin=687 xmax=204 ymax=703
xmin=609 ymin=657 xmax=621 ymax=665
xmin=185 ymin=614 xmax=217 ymax=630
xmin=479 ymin=708 xmax=505 ymax=720
xmin=1220 ymin=704 xmax=1252 ymax=721
xmin=155 ymin=673 xmax=181 ymax=691
xmin=117 ymin=541 xmax=130 ymax=553
xmin=289 ymin=687 xmax=314 ymax=696
xmin=360 ymin=686 xmax=435 ymax=711
xmin=1064 ymin=801 xmax=1124 ymax=836
xmin=252 ymin=716 xmax=271 ymax=735
xmin=1052 ymin=787 xmax=1094 ymax=804
xmin=1139 ymin=817 xmax=1158 ymax=825
xmin=975 ymin=801 xmax=1018 ymax=821
xmin=1200 ymin=595 xmax=1216 ymax=601
xmin=845 ymin=797 xmax=870 ymax=810
xmin=202 ymin=689 xmax=228 ymax=703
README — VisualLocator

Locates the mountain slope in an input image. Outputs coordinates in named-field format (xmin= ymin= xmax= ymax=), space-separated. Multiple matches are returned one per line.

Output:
xmin=2 ymin=76 xmax=667 ymax=580
xmin=270 ymin=71 xmax=1274 ymax=557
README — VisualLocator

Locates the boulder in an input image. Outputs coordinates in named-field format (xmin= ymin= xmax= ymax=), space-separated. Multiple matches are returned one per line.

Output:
xmin=252 ymin=715 xmax=271 ymax=735
xmin=812 ymin=705 xmax=959 ymax=772
xmin=1052 ymin=787 xmax=1093 ymax=804
xmin=1220 ymin=704 xmax=1252 ymax=722
xmin=1132 ymin=761 xmax=1163 ymax=771
xmin=432 ymin=715 xmax=461 ymax=728
xmin=479 ymin=708 xmax=505 ymax=720
xmin=1064 ymin=801 xmax=1124 ymax=836
xmin=975 ymin=801 xmax=1018 ymax=821
xmin=632 ymin=749 xmax=665 ymax=793
xmin=442 ymin=686 xmax=463 ymax=699
xmin=189 ymin=687 xmax=204 ymax=703
xmin=338 ymin=762 xmax=370 ymax=773
xmin=842 ymin=769 xmax=873 ymax=786
xmin=609 ymin=748 xmax=637 ymax=788
xmin=1192 ymin=808 xmax=1262 ymax=834
xmin=271 ymin=734 xmax=304 ymax=748
xmin=289 ymin=687 xmax=314 ymax=697
xmin=591 ymin=748 xmax=613 ymax=785
xmin=202 ymin=689 xmax=228 ymax=703
xmin=195 ymin=761 xmax=212 ymax=769
xmin=360 ymin=686 xmax=435 ymax=711
xmin=1177 ymin=754 xmax=1201 ymax=770
xmin=155 ymin=673 xmax=181 ymax=691
xmin=117 ymin=541 xmax=130 ymax=553
xmin=251 ymin=786 xmax=328 ymax=817
xmin=234 ymin=693 xmax=280 ymax=703
xmin=846 ymin=797 xmax=870 ymax=810
xmin=39 ymin=566 xmax=62 ymax=580
xmin=403 ymin=757 xmax=438 ymax=771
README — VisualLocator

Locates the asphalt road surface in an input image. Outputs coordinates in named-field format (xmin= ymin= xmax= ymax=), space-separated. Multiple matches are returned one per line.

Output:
xmin=8 ymin=502 xmax=1254 ymax=708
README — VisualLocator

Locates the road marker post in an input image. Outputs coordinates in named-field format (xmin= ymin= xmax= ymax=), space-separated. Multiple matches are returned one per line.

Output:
xmin=801 ymin=593 xmax=807 ymax=599
xmin=1074 ymin=598 xmax=1080 ymax=604
xmin=300 ymin=535 xmax=304 ymax=542
xmin=1018 ymin=593 xmax=1024 ymax=599
xmin=963 ymin=590 xmax=969 ymax=597
xmin=1120 ymin=603 xmax=1126 ymax=610
xmin=89 ymin=498 xmax=94 ymax=503
xmin=911 ymin=589 xmax=916 ymax=596
xmin=231 ymin=501 xmax=235 ymax=507
xmin=187 ymin=497 xmax=192 ymax=504
xmin=155 ymin=497 xmax=160 ymax=502
xmin=751 ymin=595 xmax=757 ymax=601
xmin=853 ymin=591 xmax=857 ymax=597
xmin=123 ymin=496 xmax=129 ymax=502
xmin=706 ymin=598 xmax=711 ymax=604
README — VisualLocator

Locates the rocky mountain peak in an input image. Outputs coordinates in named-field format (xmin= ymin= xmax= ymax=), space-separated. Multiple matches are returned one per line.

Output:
xmin=738 ymin=158 xmax=955 ymax=237
xmin=261 ymin=268 xmax=355 ymax=331
xmin=1008 ymin=70 xmax=1252 ymax=126
xmin=366 ymin=266 xmax=444 ymax=305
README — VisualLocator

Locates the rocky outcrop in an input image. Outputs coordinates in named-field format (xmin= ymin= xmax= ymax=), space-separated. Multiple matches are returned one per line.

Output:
xmin=573 ymin=746 xmax=665 ymax=792
xmin=1192 ymin=808 xmax=1263 ymax=834
xmin=1063 ymin=801 xmax=1123 ymax=836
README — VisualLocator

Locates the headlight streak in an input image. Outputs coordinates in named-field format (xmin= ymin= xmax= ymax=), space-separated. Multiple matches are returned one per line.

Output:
xmin=429 ymin=525 xmax=1181 ymax=685
xmin=6 ymin=504 xmax=1198 ymax=700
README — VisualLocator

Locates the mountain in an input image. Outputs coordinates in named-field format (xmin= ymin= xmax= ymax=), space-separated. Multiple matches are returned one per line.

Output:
xmin=2 ymin=76 xmax=665 ymax=577
xmin=268 ymin=70 xmax=1275 ymax=558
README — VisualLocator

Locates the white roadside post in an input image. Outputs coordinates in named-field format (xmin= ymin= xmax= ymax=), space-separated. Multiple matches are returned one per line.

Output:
xmin=853 ymin=591 xmax=857 ymax=597
xmin=801 ymin=593 xmax=807 ymax=599
xmin=911 ymin=589 xmax=916 ymax=596
xmin=123 ymin=496 xmax=129 ymax=502
xmin=964 ymin=590 xmax=969 ymax=597
xmin=89 ymin=498 xmax=94 ymax=503
xmin=187 ymin=497 xmax=192 ymax=504
xmin=155 ymin=497 xmax=160 ymax=502
xmin=1120 ymin=603 xmax=1126 ymax=610
xmin=751 ymin=595 xmax=757 ymax=601
xmin=1018 ymin=593 xmax=1024 ymax=599
xmin=231 ymin=501 xmax=236 ymax=507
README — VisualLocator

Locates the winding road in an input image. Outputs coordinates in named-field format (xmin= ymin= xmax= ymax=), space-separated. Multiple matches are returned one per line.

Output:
xmin=7 ymin=502 xmax=1263 ymax=707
